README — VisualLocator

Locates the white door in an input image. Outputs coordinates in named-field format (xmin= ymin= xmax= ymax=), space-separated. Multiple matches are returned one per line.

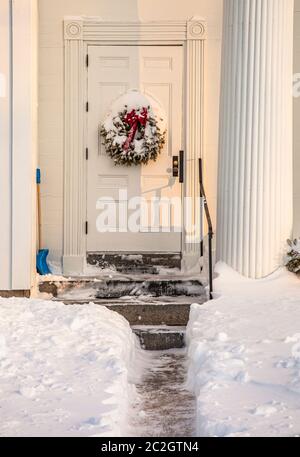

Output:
xmin=86 ymin=45 xmax=183 ymax=252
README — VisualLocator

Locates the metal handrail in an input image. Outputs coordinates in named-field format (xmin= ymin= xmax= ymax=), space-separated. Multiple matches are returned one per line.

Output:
xmin=199 ymin=159 xmax=214 ymax=300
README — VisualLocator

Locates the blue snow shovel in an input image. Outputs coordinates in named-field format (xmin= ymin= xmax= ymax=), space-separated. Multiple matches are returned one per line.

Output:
xmin=36 ymin=168 xmax=51 ymax=275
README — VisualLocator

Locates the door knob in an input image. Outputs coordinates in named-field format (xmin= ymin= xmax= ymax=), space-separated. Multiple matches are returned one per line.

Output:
xmin=172 ymin=156 xmax=179 ymax=177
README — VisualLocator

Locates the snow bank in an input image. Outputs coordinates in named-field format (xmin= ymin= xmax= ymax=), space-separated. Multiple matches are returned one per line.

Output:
xmin=0 ymin=298 xmax=141 ymax=437
xmin=187 ymin=263 xmax=300 ymax=437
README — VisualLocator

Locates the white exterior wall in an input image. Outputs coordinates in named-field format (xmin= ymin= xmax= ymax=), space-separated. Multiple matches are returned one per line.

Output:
xmin=38 ymin=0 xmax=223 ymax=264
xmin=294 ymin=0 xmax=300 ymax=237
xmin=0 ymin=0 xmax=37 ymax=291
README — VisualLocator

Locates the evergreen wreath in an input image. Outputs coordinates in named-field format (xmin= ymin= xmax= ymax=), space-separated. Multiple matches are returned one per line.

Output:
xmin=100 ymin=92 xmax=166 ymax=167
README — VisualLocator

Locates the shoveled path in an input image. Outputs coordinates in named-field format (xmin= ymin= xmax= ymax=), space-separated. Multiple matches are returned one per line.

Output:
xmin=129 ymin=349 xmax=196 ymax=437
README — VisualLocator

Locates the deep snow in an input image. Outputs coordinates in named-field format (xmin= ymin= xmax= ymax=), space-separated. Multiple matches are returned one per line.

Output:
xmin=0 ymin=298 xmax=141 ymax=437
xmin=2 ymin=263 xmax=300 ymax=438
xmin=187 ymin=263 xmax=300 ymax=437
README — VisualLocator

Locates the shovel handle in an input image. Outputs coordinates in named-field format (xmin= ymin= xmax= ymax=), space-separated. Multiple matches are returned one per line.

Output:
xmin=36 ymin=169 xmax=42 ymax=251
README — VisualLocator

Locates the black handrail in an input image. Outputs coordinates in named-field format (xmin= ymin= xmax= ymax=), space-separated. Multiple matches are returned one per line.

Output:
xmin=199 ymin=159 xmax=214 ymax=300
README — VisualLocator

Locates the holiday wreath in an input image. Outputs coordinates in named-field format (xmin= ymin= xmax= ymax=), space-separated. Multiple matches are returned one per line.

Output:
xmin=100 ymin=91 xmax=166 ymax=166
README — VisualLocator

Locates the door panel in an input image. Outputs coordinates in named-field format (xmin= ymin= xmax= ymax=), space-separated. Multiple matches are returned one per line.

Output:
xmin=87 ymin=45 xmax=183 ymax=252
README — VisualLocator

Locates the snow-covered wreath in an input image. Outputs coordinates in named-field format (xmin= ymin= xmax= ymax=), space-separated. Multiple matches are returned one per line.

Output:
xmin=100 ymin=91 xmax=166 ymax=166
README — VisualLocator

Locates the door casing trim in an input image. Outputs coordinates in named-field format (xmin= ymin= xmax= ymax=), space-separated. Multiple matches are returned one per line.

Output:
xmin=63 ymin=17 xmax=206 ymax=274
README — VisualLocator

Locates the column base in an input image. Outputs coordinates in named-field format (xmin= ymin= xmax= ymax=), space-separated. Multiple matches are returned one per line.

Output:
xmin=63 ymin=255 xmax=85 ymax=276
xmin=182 ymin=247 xmax=202 ymax=274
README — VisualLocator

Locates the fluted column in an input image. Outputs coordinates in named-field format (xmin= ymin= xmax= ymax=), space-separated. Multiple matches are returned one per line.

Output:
xmin=217 ymin=0 xmax=294 ymax=278
xmin=183 ymin=22 xmax=205 ymax=268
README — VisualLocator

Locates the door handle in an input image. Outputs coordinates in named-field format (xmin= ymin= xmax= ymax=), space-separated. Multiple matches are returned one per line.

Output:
xmin=179 ymin=150 xmax=184 ymax=184
xmin=172 ymin=151 xmax=184 ymax=183
xmin=172 ymin=156 xmax=179 ymax=178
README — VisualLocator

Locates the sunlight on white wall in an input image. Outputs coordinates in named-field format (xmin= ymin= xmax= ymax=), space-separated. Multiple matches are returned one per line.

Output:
xmin=38 ymin=0 xmax=223 ymax=263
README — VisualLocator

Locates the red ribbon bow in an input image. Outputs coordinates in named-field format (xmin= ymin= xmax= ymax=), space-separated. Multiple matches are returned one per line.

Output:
xmin=123 ymin=107 xmax=148 ymax=151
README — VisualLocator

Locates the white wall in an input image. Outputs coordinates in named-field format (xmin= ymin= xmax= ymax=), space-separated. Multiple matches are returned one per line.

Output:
xmin=0 ymin=0 xmax=37 ymax=291
xmin=294 ymin=0 xmax=300 ymax=236
xmin=38 ymin=0 xmax=223 ymax=264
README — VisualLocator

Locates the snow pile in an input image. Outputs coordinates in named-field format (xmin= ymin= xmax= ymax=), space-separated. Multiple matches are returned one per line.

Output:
xmin=187 ymin=263 xmax=300 ymax=437
xmin=0 ymin=298 xmax=141 ymax=437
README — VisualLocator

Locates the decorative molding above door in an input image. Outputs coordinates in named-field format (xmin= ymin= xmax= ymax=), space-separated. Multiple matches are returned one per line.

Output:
xmin=63 ymin=17 xmax=206 ymax=274
xmin=64 ymin=17 xmax=206 ymax=42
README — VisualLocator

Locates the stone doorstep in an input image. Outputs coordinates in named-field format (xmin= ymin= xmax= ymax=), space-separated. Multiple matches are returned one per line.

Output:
xmin=52 ymin=299 xmax=197 ymax=326
xmin=132 ymin=326 xmax=186 ymax=351
xmin=97 ymin=302 xmax=192 ymax=326
xmin=0 ymin=290 xmax=31 ymax=298
xmin=39 ymin=277 xmax=205 ymax=299
xmin=86 ymin=252 xmax=182 ymax=274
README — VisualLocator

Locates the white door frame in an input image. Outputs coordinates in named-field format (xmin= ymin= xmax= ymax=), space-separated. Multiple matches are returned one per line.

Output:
xmin=63 ymin=17 xmax=206 ymax=275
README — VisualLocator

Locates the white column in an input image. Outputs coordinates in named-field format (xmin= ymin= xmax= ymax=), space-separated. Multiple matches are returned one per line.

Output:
xmin=63 ymin=20 xmax=85 ymax=275
xmin=0 ymin=0 xmax=37 ymax=291
xmin=217 ymin=0 xmax=294 ymax=278
xmin=12 ymin=0 xmax=38 ymax=289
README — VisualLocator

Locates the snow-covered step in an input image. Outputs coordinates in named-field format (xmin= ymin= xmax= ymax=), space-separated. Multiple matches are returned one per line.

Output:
xmin=86 ymin=252 xmax=181 ymax=275
xmin=52 ymin=299 xmax=194 ymax=326
xmin=132 ymin=326 xmax=186 ymax=351
xmin=39 ymin=277 xmax=205 ymax=300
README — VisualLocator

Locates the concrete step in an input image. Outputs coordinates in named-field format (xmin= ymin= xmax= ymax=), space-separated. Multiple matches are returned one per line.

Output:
xmin=86 ymin=252 xmax=181 ymax=275
xmin=132 ymin=326 xmax=186 ymax=351
xmin=53 ymin=299 xmax=194 ymax=326
xmin=39 ymin=277 xmax=205 ymax=300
